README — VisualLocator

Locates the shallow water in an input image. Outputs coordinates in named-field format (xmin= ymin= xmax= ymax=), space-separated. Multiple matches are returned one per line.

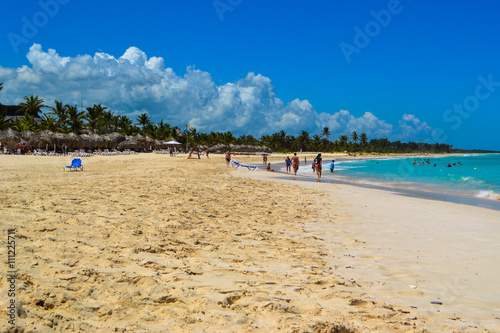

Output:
xmin=262 ymin=154 xmax=500 ymax=210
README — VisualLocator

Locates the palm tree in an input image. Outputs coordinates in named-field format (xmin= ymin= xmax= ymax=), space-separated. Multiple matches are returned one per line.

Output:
xmin=48 ymin=100 xmax=68 ymax=132
xmin=222 ymin=131 xmax=235 ymax=145
xmin=12 ymin=113 xmax=35 ymax=132
xmin=19 ymin=95 xmax=47 ymax=116
xmin=351 ymin=131 xmax=358 ymax=144
xmin=339 ymin=135 xmax=349 ymax=150
xmin=117 ymin=115 xmax=136 ymax=136
xmin=298 ymin=130 xmax=310 ymax=151
xmin=136 ymin=112 xmax=151 ymax=130
xmin=38 ymin=114 xmax=60 ymax=132
xmin=0 ymin=82 xmax=3 ymax=93
xmin=156 ymin=120 xmax=171 ymax=140
xmin=310 ymin=134 xmax=322 ymax=151
xmin=360 ymin=132 xmax=368 ymax=144
xmin=321 ymin=127 xmax=331 ymax=140
xmin=85 ymin=103 xmax=108 ymax=133
xmin=100 ymin=110 xmax=115 ymax=134
xmin=67 ymin=105 xmax=85 ymax=134
xmin=0 ymin=111 xmax=11 ymax=130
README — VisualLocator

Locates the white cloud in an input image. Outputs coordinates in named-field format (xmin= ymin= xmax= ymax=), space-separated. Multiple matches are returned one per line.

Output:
xmin=0 ymin=44 xmax=434 ymax=141
xmin=394 ymin=113 xmax=433 ymax=141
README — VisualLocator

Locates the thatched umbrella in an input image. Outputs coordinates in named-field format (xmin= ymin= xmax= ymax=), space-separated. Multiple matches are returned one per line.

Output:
xmin=143 ymin=136 xmax=155 ymax=148
xmin=20 ymin=130 xmax=35 ymax=143
xmin=103 ymin=132 xmax=125 ymax=147
xmin=78 ymin=133 xmax=93 ymax=148
xmin=28 ymin=130 xmax=53 ymax=148
xmin=65 ymin=133 xmax=80 ymax=148
xmin=51 ymin=132 xmax=66 ymax=145
xmin=117 ymin=136 xmax=141 ymax=149
xmin=0 ymin=128 xmax=20 ymax=148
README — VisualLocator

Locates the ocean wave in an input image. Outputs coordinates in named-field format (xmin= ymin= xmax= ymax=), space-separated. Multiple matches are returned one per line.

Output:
xmin=475 ymin=190 xmax=500 ymax=200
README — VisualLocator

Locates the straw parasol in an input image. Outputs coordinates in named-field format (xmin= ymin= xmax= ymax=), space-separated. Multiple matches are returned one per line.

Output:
xmin=117 ymin=136 xmax=142 ymax=149
xmin=0 ymin=128 xmax=20 ymax=146
xmin=28 ymin=130 xmax=53 ymax=148
xmin=103 ymin=132 xmax=125 ymax=147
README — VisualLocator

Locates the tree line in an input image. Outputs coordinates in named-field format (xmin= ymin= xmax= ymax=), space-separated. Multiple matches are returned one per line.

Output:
xmin=0 ymin=84 xmax=452 ymax=153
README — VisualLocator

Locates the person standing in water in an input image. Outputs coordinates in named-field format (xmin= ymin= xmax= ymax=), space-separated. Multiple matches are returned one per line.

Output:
xmin=315 ymin=153 xmax=322 ymax=178
xmin=329 ymin=160 xmax=335 ymax=172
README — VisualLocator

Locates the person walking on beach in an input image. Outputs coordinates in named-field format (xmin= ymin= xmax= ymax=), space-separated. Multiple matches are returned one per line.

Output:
xmin=315 ymin=153 xmax=322 ymax=179
xmin=225 ymin=151 xmax=231 ymax=167
xmin=206 ymin=149 xmax=209 ymax=158
xmin=62 ymin=143 xmax=67 ymax=156
xmin=285 ymin=156 xmax=291 ymax=173
xmin=291 ymin=153 xmax=300 ymax=175
xmin=263 ymin=154 xmax=268 ymax=165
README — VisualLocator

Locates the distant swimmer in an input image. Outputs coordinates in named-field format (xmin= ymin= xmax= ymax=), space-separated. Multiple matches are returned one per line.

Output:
xmin=447 ymin=163 xmax=452 ymax=167
xmin=433 ymin=164 xmax=436 ymax=167
xmin=291 ymin=153 xmax=300 ymax=175
xmin=329 ymin=160 xmax=335 ymax=172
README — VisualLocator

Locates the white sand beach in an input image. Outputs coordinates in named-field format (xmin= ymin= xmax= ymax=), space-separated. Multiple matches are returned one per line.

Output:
xmin=1 ymin=153 xmax=499 ymax=332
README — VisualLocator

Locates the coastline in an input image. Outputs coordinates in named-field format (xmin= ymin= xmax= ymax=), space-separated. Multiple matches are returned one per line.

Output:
xmin=0 ymin=153 xmax=498 ymax=332
xmin=233 ymin=157 xmax=500 ymax=331
xmin=251 ymin=152 xmax=500 ymax=208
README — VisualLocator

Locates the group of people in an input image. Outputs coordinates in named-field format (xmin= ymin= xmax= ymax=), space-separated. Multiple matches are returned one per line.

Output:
xmin=413 ymin=159 xmax=463 ymax=168
xmin=284 ymin=153 xmax=333 ymax=179
xmin=228 ymin=152 xmax=336 ymax=180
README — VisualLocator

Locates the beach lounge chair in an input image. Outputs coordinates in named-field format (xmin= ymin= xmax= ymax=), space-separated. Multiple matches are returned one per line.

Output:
xmin=231 ymin=160 xmax=257 ymax=171
xmin=64 ymin=158 xmax=84 ymax=171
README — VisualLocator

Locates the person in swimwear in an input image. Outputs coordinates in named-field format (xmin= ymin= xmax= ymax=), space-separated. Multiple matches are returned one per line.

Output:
xmin=285 ymin=156 xmax=291 ymax=173
xmin=291 ymin=153 xmax=300 ymax=175
xmin=329 ymin=160 xmax=335 ymax=172
xmin=267 ymin=163 xmax=274 ymax=172
xmin=315 ymin=153 xmax=322 ymax=178
xmin=225 ymin=151 xmax=231 ymax=166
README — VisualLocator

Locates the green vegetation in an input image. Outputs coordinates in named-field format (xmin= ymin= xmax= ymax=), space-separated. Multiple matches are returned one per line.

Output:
xmin=0 ymin=83 xmax=452 ymax=153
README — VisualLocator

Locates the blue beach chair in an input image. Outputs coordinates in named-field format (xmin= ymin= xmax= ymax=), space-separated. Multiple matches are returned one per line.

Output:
xmin=231 ymin=160 xmax=257 ymax=171
xmin=64 ymin=158 xmax=84 ymax=171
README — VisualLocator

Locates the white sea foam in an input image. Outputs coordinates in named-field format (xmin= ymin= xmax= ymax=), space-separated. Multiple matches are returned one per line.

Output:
xmin=358 ymin=180 xmax=384 ymax=186
xmin=475 ymin=190 xmax=500 ymax=200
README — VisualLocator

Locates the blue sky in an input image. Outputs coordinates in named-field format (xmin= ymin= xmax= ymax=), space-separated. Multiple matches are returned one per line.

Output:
xmin=1 ymin=0 xmax=499 ymax=150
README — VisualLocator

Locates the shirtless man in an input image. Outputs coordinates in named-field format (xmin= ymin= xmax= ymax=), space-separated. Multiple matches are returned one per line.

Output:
xmin=291 ymin=153 xmax=300 ymax=175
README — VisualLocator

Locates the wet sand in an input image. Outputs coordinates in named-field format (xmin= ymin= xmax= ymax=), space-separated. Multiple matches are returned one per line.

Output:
xmin=0 ymin=153 xmax=498 ymax=332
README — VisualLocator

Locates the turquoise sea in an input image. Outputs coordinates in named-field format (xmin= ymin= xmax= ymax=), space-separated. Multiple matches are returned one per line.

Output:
xmin=294 ymin=154 xmax=500 ymax=201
